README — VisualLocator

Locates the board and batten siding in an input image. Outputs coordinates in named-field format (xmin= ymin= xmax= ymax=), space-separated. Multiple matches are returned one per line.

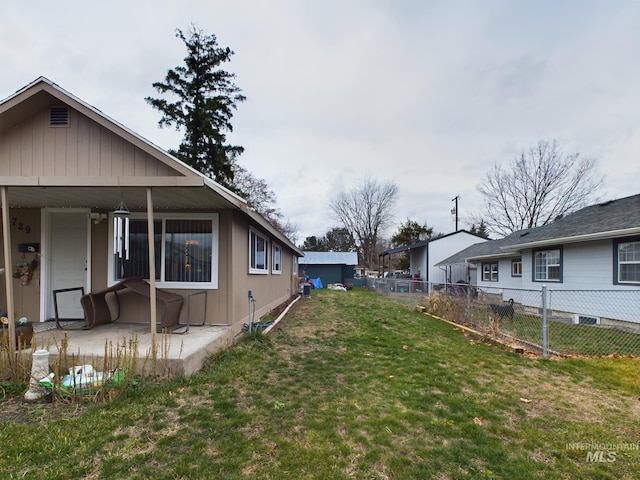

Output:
xmin=0 ymin=107 xmax=181 ymax=178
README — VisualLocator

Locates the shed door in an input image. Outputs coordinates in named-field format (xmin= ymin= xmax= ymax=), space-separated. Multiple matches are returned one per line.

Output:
xmin=47 ymin=211 xmax=88 ymax=320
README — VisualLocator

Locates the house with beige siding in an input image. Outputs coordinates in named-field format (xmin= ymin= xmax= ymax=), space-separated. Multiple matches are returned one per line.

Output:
xmin=0 ymin=77 xmax=302 ymax=340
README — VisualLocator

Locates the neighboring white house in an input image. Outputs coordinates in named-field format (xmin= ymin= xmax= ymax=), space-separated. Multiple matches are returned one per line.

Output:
xmin=379 ymin=230 xmax=487 ymax=289
xmin=436 ymin=194 xmax=640 ymax=326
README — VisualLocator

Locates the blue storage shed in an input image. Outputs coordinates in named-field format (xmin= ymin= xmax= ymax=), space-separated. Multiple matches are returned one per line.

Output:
xmin=299 ymin=251 xmax=358 ymax=285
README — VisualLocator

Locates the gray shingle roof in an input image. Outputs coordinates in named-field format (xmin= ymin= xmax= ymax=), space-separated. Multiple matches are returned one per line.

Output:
xmin=437 ymin=193 xmax=640 ymax=265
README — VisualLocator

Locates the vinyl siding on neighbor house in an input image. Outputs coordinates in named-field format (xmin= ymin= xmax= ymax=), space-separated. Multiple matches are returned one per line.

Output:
xmin=384 ymin=231 xmax=487 ymax=285
xmin=476 ymin=241 xmax=628 ymax=291
xmin=473 ymin=240 xmax=640 ymax=323
xmin=437 ymin=196 xmax=640 ymax=325
xmin=429 ymin=232 xmax=487 ymax=284
xmin=510 ymin=240 xmax=624 ymax=291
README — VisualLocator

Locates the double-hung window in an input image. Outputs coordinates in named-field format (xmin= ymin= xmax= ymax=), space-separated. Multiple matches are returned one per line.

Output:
xmin=511 ymin=258 xmax=522 ymax=277
xmin=272 ymin=244 xmax=282 ymax=274
xmin=250 ymin=229 xmax=269 ymax=274
xmin=112 ymin=214 xmax=218 ymax=287
xmin=615 ymin=238 xmax=640 ymax=284
xmin=482 ymin=262 xmax=498 ymax=282
xmin=533 ymin=248 xmax=562 ymax=282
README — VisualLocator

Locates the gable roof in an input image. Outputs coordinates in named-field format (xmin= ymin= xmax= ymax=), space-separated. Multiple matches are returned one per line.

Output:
xmin=379 ymin=230 xmax=486 ymax=256
xmin=437 ymin=194 xmax=640 ymax=265
xmin=0 ymin=77 xmax=301 ymax=255
xmin=435 ymin=236 xmax=516 ymax=265
xmin=498 ymin=194 xmax=640 ymax=252
xmin=1 ymin=77 xmax=200 ymax=179
xmin=300 ymin=251 xmax=358 ymax=265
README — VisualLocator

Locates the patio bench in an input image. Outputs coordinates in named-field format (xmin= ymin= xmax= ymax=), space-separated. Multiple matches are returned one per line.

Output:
xmin=80 ymin=277 xmax=184 ymax=332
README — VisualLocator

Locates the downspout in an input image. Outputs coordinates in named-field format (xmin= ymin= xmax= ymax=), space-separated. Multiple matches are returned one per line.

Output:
xmin=1 ymin=187 xmax=15 ymax=356
xmin=146 ymin=187 xmax=157 ymax=335
xmin=438 ymin=265 xmax=447 ymax=287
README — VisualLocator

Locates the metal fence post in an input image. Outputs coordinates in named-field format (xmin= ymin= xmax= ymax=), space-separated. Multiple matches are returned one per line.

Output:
xmin=542 ymin=285 xmax=549 ymax=358
xmin=466 ymin=284 xmax=471 ymax=320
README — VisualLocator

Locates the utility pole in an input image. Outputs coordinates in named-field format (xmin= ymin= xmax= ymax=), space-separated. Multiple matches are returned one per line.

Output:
xmin=451 ymin=195 xmax=459 ymax=231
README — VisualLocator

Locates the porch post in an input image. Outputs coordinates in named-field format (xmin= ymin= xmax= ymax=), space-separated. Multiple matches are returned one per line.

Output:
xmin=1 ymin=186 xmax=16 ymax=355
xmin=146 ymin=187 xmax=157 ymax=335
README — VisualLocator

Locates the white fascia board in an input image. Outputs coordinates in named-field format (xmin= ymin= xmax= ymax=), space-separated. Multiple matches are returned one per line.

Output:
xmin=465 ymin=252 xmax=516 ymax=262
xmin=203 ymin=176 xmax=247 ymax=209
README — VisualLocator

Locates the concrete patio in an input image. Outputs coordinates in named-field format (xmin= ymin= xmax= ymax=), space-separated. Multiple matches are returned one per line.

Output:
xmin=30 ymin=321 xmax=237 ymax=377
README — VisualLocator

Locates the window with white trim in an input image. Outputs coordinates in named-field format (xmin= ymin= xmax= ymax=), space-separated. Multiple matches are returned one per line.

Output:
xmin=482 ymin=262 xmax=498 ymax=282
xmin=112 ymin=214 xmax=218 ymax=287
xmin=293 ymin=254 xmax=298 ymax=276
xmin=272 ymin=244 xmax=282 ymax=274
xmin=511 ymin=258 xmax=522 ymax=277
xmin=250 ymin=229 xmax=268 ymax=274
xmin=616 ymin=239 xmax=640 ymax=284
xmin=533 ymin=248 xmax=562 ymax=282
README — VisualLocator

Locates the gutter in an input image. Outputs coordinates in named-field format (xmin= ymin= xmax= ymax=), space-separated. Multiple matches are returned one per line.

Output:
xmin=464 ymin=252 xmax=517 ymax=262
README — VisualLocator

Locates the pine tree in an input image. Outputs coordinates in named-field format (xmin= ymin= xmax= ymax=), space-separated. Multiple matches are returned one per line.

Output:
xmin=146 ymin=25 xmax=245 ymax=188
xmin=469 ymin=220 xmax=490 ymax=239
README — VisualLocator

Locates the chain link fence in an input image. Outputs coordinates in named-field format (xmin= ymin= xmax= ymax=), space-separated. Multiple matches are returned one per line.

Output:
xmin=366 ymin=277 xmax=640 ymax=357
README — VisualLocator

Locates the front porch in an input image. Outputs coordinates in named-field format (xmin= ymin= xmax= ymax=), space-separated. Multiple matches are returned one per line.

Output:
xmin=31 ymin=321 xmax=236 ymax=377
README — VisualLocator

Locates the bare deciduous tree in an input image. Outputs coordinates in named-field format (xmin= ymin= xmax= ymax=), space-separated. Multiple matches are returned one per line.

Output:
xmin=232 ymin=164 xmax=299 ymax=242
xmin=477 ymin=139 xmax=604 ymax=237
xmin=232 ymin=164 xmax=279 ymax=221
xmin=329 ymin=177 xmax=398 ymax=268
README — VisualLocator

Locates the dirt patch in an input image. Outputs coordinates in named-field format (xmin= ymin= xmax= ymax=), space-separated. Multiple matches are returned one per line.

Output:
xmin=0 ymin=393 xmax=89 ymax=424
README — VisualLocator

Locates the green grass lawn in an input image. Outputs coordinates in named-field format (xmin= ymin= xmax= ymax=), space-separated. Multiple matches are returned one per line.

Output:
xmin=1 ymin=288 xmax=639 ymax=479
xmin=509 ymin=315 xmax=640 ymax=356
xmin=423 ymin=293 xmax=640 ymax=357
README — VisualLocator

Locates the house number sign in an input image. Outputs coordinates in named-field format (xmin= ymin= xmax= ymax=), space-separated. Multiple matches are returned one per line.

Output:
xmin=12 ymin=217 xmax=31 ymax=234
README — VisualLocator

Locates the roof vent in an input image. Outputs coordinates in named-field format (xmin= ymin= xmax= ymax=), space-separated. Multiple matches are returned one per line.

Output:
xmin=49 ymin=106 xmax=69 ymax=127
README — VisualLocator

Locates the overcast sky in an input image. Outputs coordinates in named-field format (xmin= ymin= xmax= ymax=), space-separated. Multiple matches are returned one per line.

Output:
xmin=2 ymin=1 xmax=639 ymax=243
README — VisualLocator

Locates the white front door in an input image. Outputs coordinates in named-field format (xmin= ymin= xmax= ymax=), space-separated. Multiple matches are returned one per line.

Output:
xmin=46 ymin=210 xmax=89 ymax=320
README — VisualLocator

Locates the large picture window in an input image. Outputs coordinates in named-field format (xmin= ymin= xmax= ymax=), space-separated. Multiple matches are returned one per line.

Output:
xmin=250 ymin=229 xmax=268 ymax=274
xmin=112 ymin=214 xmax=218 ymax=287
xmin=615 ymin=239 xmax=640 ymax=284
xmin=533 ymin=248 xmax=562 ymax=282
xmin=165 ymin=219 xmax=213 ymax=283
